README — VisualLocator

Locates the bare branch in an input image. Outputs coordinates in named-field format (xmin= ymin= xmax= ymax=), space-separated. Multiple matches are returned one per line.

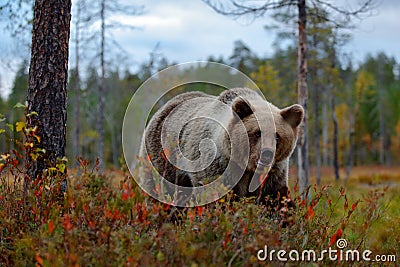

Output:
xmin=105 ymin=1 xmax=144 ymax=16
xmin=0 ymin=0 xmax=33 ymax=40
xmin=202 ymin=0 xmax=297 ymax=19
xmin=105 ymin=20 xmax=140 ymax=31
xmin=202 ymin=0 xmax=380 ymax=24
xmin=313 ymin=0 xmax=379 ymax=17
xmin=313 ymin=0 xmax=379 ymax=28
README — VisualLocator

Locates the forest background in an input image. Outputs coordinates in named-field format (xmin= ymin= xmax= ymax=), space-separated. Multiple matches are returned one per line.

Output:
xmin=1 ymin=0 xmax=400 ymax=181
xmin=0 ymin=0 xmax=399 ymax=265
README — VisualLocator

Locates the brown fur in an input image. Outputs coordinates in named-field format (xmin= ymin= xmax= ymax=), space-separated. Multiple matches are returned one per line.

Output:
xmin=139 ymin=88 xmax=304 ymax=205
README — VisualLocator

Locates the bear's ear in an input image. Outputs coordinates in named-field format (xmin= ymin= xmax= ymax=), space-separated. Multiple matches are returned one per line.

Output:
xmin=232 ymin=98 xmax=253 ymax=119
xmin=280 ymin=104 xmax=304 ymax=128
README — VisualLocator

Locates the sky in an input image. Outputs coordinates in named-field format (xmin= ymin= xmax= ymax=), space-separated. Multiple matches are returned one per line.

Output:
xmin=1 ymin=0 xmax=399 ymax=99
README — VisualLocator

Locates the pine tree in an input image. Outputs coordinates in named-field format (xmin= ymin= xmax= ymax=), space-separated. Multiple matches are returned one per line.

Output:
xmin=26 ymin=0 xmax=72 ymax=184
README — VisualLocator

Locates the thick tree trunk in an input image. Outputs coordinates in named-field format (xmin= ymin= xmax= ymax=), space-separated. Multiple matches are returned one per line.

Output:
xmin=98 ymin=0 xmax=106 ymax=170
xmin=26 ymin=0 xmax=72 ymax=181
xmin=297 ymin=0 xmax=309 ymax=195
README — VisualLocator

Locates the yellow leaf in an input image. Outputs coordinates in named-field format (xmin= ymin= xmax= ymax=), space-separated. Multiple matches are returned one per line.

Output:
xmin=13 ymin=102 xmax=26 ymax=109
xmin=1 ymin=154 xmax=10 ymax=160
xmin=30 ymin=153 xmax=39 ymax=161
xmin=47 ymin=167 xmax=59 ymax=176
xmin=35 ymin=148 xmax=46 ymax=154
xmin=24 ymin=142 xmax=34 ymax=148
xmin=27 ymin=111 xmax=38 ymax=117
xmin=15 ymin=122 xmax=26 ymax=132
xmin=57 ymin=163 xmax=66 ymax=173
xmin=6 ymin=123 xmax=13 ymax=131
xmin=33 ymin=133 xmax=41 ymax=142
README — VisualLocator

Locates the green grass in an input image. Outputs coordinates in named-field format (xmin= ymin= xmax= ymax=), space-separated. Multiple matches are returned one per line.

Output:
xmin=0 ymin=162 xmax=399 ymax=266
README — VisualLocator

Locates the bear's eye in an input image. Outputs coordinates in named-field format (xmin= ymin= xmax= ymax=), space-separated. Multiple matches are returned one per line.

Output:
xmin=275 ymin=132 xmax=281 ymax=143
xmin=254 ymin=130 xmax=261 ymax=138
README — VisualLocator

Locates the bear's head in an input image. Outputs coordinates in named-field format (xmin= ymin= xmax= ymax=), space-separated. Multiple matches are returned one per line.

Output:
xmin=227 ymin=96 xmax=304 ymax=173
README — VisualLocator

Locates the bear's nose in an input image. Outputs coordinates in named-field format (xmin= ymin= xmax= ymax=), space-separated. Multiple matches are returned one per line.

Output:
xmin=258 ymin=148 xmax=274 ymax=166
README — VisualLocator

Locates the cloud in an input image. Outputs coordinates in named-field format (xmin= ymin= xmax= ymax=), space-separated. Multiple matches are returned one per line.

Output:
xmin=113 ymin=0 xmax=400 ymax=69
xmin=345 ymin=1 xmax=400 ymax=64
xmin=1 ymin=0 xmax=399 ymax=97
xmin=112 ymin=0 xmax=274 ymax=66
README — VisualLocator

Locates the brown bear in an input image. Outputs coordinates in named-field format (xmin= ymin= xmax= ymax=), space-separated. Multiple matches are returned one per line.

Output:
xmin=139 ymin=87 xmax=303 ymax=207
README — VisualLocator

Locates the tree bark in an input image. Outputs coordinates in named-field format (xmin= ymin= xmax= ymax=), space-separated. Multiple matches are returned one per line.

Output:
xmin=26 ymin=0 xmax=72 ymax=180
xmin=314 ymin=80 xmax=321 ymax=186
xmin=331 ymin=92 xmax=340 ymax=180
xmin=107 ymin=113 xmax=119 ymax=167
xmin=98 ymin=0 xmax=106 ymax=170
xmin=377 ymin=64 xmax=385 ymax=165
xmin=297 ymin=0 xmax=309 ymax=195
xmin=328 ymin=44 xmax=340 ymax=181
xmin=344 ymin=117 xmax=354 ymax=183
xmin=322 ymin=102 xmax=329 ymax=166
xmin=310 ymin=34 xmax=321 ymax=186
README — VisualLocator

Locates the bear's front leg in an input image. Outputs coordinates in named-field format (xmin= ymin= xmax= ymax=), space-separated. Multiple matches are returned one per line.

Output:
xmin=256 ymin=160 xmax=294 ymax=210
